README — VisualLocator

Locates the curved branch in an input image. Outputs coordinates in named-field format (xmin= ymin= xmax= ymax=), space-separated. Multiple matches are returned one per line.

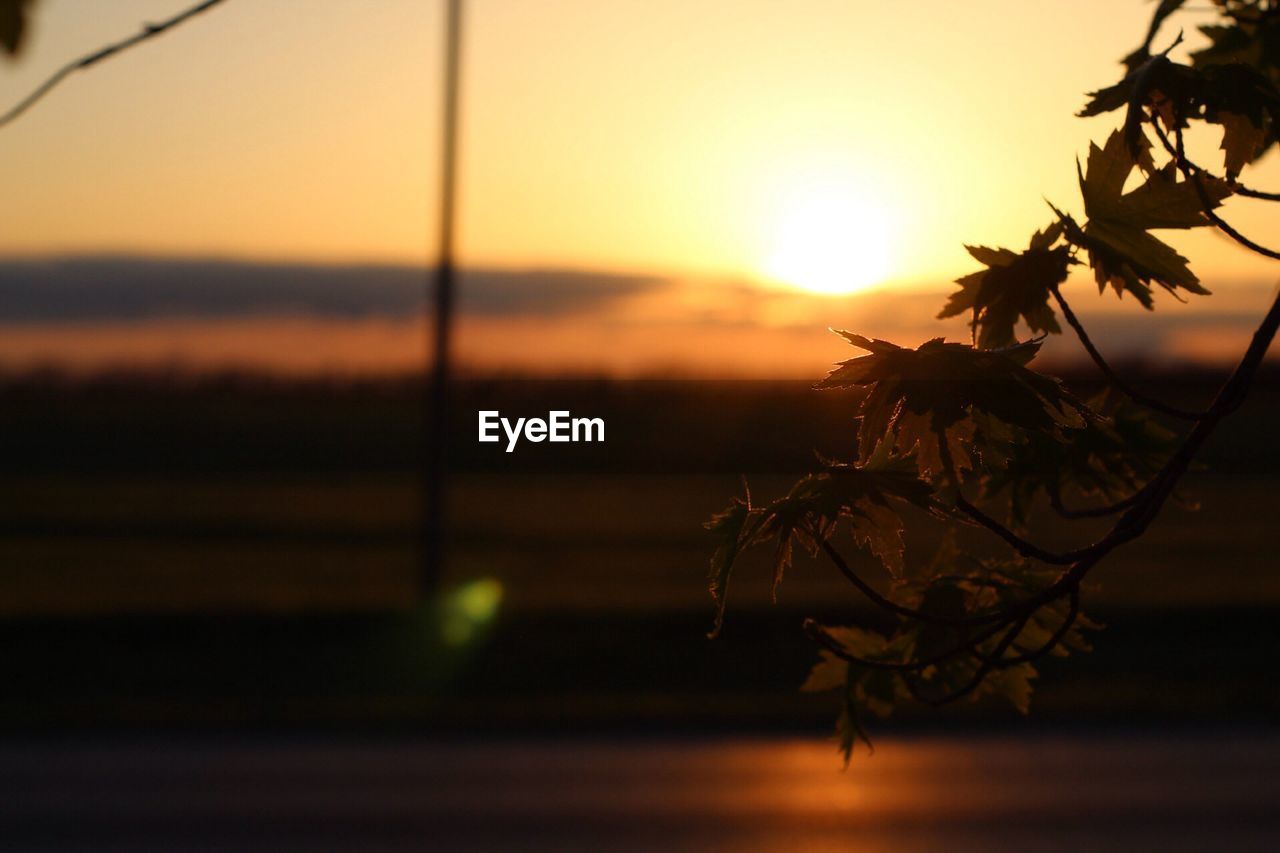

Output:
xmin=1149 ymin=116 xmax=1280 ymax=201
xmin=952 ymin=493 xmax=1094 ymax=564
xmin=1050 ymin=284 xmax=1204 ymax=420
xmin=979 ymin=587 xmax=1081 ymax=667
xmin=905 ymin=616 xmax=1030 ymax=707
xmin=0 ymin=0 xmax=228 ymax=131
xmin=1049 ymin=483 xmax=1143 ymax=520
xmin=936 ymin=429 xmax=1096 ymax=564
xmin=795 ymin=164 xmax=1280 ymax=707
xmin=818 ymin=539 xmax=1013 ymax=628
xmin=803 ymin=617 xmax=1009 ymax=673
xmin=1164 ymin=122 xmax=1280 ymax=260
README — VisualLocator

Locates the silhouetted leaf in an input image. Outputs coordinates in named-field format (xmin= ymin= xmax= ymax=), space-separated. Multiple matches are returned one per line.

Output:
xmin=817 ymin=334 xmax=1085 ymax=476
xmin=1191 ymin=18 xmax=1279 ymax=71
xmin=1198 ymin=63 xmax=1280 ymax=175
xmin=938 ymin=224 xmax=1070 ymax=349
xmin=1080 ymin=51 xmax=1201 ymax=164
xmin=705 ymin=443 xmax=939 ymax=634
xmin=1065 ymin=129 xmax=1230 ymax=306
xmin=801 ymin=651 xmax=876 ymax=762
xmin=835 ymin=668 xmax=871 ymax=764
xmin=980 ymin=663 xmax=1036 ymax=713
xmin=801 ymin=649 xmax=849 ymax=693
xmin=753 ymin=442 xmax=938 ymax=580
xmin=704 ymin=493 xmax=758 ymax=638
xmin=1218 ymin=110 xmax=1267 ymax=176
xmin=801 ymin=631 xmax=910 ymax=762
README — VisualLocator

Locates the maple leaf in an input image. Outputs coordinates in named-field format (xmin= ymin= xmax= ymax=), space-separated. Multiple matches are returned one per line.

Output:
xmin=938 ymin=223 xmax=1070 ymax=350
xmin=817 ymin=334 xmax=1085 ymax=475
xmin=1190 ymin=22 xmax=1266 ymax=70
xmin=704 ymin=442 xmax=938 ymax=634
xmin=802 ymin=627 xmax=911 ymax=762
xmin=752 ymin=442 xmax=937 ymax=583
xmin=1066 ymin=129 xmax=1231 ymax=306
xmin=1217 ymin=111 xmax=1267 ymax=177
xmin=1080 ymin=51 xmax=1200 ymax=164
xmin=1198 ymin=63 xmax=1280 ymax=177
xmin=704 ymin=493 xmax=759 ymax=638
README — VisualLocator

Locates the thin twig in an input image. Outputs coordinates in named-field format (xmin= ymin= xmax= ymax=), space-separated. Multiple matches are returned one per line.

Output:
xmin=803 ymin=618 xmax=1009 ymax=673
xmin=0 ymin=0 xmax=228 ymax=130
xmin=978 ymin=587 xmax=1081 ymax=667
xmin=1165 ymin=122 xmax=1280 ymax=260
xmin=952 ymin=493 xmax=1091 ymax=564
xmin=818 ymin=539 xmax=1012 ymax=628
xmin=1049 ymin=483 xmax=1143 ymax=520
xmin=1148 ymin=119 xmax=1280 ymax=200
xmin=905 ymin=616 xmax=1029 ymax=707
xmin=1051 ymin=284 xmax=1204 ymax=420
xmin=936 ymin=428 xmax=1094 ymax=564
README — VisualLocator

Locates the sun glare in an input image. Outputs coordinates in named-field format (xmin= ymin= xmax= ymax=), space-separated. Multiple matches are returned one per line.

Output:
xmin=763 ymin=181 xmax=896 ymax=296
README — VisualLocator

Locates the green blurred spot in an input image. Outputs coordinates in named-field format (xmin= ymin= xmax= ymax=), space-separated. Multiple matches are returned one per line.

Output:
xmin=440 ymin=578 xmax=503 ymax=647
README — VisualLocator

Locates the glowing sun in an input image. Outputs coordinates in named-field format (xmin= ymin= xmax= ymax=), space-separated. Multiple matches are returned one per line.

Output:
xmin=763 ymin=183 xmax=896 ymax=295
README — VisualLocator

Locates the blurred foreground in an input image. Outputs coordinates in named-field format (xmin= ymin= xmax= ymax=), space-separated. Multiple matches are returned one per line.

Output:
xmin=3 ymin=370 xmax=1279 ymax=847
xmin=3 ymin=733 xmax=1280 ymax=851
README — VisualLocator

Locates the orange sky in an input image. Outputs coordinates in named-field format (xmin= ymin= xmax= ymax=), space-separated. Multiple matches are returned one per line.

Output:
xmin=1 ymin=0 xmax=1278 ymax=375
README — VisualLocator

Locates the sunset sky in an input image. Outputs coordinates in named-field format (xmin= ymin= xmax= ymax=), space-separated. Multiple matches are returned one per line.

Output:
xmin=1 ymin=0 xmax=1278 ymax=374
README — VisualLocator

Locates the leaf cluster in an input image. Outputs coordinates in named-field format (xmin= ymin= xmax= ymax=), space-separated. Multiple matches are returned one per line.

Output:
xmin=1082 ymin=0 xmax=1280 ymax=177
xmin=705 ymin=441 xmax=936 ymax=637
xmin=938 ymin=225 xmax=1070 ymax=349
xmin=816 ymin=333 xmax=1084 ymax=475
xmin=1057 ymin=129 xmax=1230 ymax=307
xmin=709 ymin=0 xmax=1272 ymax=760
xmin=984 ymin=393 xmax=1180 ymax=527
xmin=802 ymin=537 xmax=1097 ymax=762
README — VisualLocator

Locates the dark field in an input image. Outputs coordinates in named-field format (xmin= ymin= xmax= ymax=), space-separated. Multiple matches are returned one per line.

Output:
xmin=0 ymin=369 xmax=1278 ymax=729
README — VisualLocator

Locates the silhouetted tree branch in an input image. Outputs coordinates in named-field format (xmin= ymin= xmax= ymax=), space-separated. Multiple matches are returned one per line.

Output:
xmin=0 ymin=0 xmax=227 ymax=130
xmin=1048 ymin=483 xmax=1142 ymax=519
xmin=708 ymin=0 xmax=1280 ymax=757
xmin=1147 ymin=105 xmax=1280 ymax=201
xmin=1050 ymin=283 xmax=1205 ymax=420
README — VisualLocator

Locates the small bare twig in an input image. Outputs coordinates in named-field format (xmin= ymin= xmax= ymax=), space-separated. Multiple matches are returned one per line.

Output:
xmin=1049 ymin=483 xmax=1143 ymax=520
xmin=0 ymin=0 xmax=228 ymax=130
xmin=818 ymin=538 xmax=1014 ymax=628
xmin=936 ymin=429 xmax=1095 ymax=564
xmin=905 ymin=616 xmax=1030 ymax=707
xmin=1051 ymin=284 xmax=1205 ymax=420
xmin=977 ymin=588 xmax=1081 ymax=667
xmin=1159 ymin=120 xmax=1280 ymax=260
xmin=803 ymin=617 xmax=1010 ymax=673
xmin=1148 ymin=119 xmax=1280 ymax=201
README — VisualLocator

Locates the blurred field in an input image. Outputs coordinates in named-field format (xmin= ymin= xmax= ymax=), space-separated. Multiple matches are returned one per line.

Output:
xmin=4 ymin=370 xmax=1280 ymax=614
xmin=2 ymin=472 xmax=1278 ymax=615
xmin=1 ymin=371 xmax=1278 ymax=728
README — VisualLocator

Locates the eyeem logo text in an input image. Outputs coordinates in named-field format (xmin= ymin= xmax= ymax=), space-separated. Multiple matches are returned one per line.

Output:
xmin=478 ymin=410 xmax=605 ymax=452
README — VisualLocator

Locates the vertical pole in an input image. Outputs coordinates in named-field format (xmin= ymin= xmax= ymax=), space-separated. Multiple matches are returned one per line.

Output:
xmin=424 ymin=0 xmax=464 ymax=598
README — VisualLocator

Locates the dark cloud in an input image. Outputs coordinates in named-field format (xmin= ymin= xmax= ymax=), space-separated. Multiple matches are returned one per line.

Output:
xmin=0 ymin=257 xmax=664 ymax=322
